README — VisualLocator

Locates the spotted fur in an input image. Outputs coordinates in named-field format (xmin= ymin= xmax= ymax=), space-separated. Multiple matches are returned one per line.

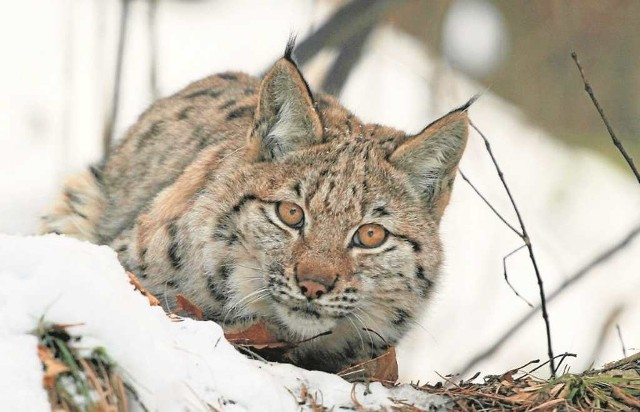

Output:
xmin=41 ymin=46 xmax=470 ymax=373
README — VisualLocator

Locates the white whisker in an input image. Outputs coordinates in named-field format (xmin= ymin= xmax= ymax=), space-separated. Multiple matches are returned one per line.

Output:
xmin=218 ymin=262 xmax=262 ymax=271
xmin=222 ymin=288 xmax=268 ymax=324
xmin=346 ymin=316 xmax=365 ymax=353
xmin=227 ymin=293 xmax=270 ymax=324
xmin=352 ymin=311 xmax=375 ymax=357
xmin=236 ymin=291 xmax=270 ymax=313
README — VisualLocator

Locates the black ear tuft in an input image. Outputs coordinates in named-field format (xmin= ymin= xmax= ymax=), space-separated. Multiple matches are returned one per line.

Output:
xmin=247 ymin=52 xmax=322 ymax=162
xmin=389 ymin=108 xmax=469 ymax=213
xmin=419 ymin=95 xmax=479 ymax=133
xmin=284 ymin=34 xmax=297 ymax=62
xmin=456 ymin=94 xmax=481 ymax=113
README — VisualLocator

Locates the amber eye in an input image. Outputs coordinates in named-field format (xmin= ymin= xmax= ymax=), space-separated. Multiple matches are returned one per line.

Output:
xmin=276 ymin=202 xmax=305 ymax=228
xmin=353 ymin=224 xmax=387 ymax=248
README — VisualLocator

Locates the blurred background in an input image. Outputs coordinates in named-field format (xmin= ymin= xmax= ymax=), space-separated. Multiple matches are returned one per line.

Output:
xmin=1 ymin=0 xmax=639 ymax=383
xmin=396 ymin=1 xmax=640 ymax=162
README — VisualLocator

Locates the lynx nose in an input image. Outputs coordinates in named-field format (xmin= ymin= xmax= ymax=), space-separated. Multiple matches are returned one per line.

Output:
xmin=296 ymin=262 xmax=338 ymax=300
xmin=298 ymin=279 xmax=329 ymax=299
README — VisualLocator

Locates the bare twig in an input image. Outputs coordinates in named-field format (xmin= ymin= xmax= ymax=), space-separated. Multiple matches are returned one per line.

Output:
xmin=321 ymin=23 xmax=373 ymax=95
xmin=103 ymin=0 xmax=130 ymax=159
xmin=616 ymin=324 xmax=628 ymax=358
xmin=512 ymin=359 xmax=540 ymax=381
xmin=458 ymin=223 xmax=640 ymax=378
xmin=571 ymin=51 xmax=640 ymax=184
xmin=294 ymin=0 xmax=405 ymax=66
xmin=148 ymin=0 xmax=160 ymax=100
xmin=502 ymin=245 xmax=533 ymax=308
xmin=553 ymin=352 xmax=577 ymax=376
xmin=458 ymin=170 xmax=523 ymax=238
xmin=515 ymin=358 xmax=540 ymax=373
xmin=586 ymin=305 xmax=624 ymax=369
xmin=525 ymin=352 xmax=576 ymax=376
xmin=470 ymin=120 xmax=556 ymax=376
xmin=459 ymin=170 xmax=533 ymax=307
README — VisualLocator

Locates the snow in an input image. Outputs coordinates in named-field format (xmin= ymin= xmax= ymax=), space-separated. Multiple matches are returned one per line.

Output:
xmin=0 ymin=234 xmax=447 ymax=411
xmin=1 ymin=0 xmax=640 ymax=402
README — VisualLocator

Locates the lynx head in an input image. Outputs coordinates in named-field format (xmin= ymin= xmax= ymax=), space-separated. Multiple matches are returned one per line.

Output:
xmin=195 ymin=46 xmax=469 ymax=349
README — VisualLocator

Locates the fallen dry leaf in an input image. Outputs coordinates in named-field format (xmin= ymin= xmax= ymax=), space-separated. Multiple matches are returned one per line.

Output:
xmin=612 ymin=385 xmax=640 ymax=409
xmin=224 ymin=321 xmax=288 ymax=349
xmin=127 ymin=271 xmax=160 ymax=306
xmin=175 ymin=294 xmax=204 ymax=320
xmin=528 ymin=398 xmax=566 ymax=411
xmin=37 ymin=345 xmax=70 ymax=389
xmin=338 ymin=346 xmax=398 ymax=385
xmin=50 ymin=323 xmax=84 ymax=331
xmin=504 ymin=390 xmax=537 ymax=404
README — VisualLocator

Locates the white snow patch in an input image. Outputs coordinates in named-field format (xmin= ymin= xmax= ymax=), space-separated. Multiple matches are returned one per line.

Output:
xmin=2 ymin=0 xmax=640 ymax=392
xmin=0 ymin=234 xmax=446 ymax=411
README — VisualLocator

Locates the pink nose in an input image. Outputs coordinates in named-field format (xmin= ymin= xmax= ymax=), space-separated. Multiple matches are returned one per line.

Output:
xmin=296 ymin=261 xmax=339 ymax=300
xmin=298 ymin=280 xmax=328 ymax=299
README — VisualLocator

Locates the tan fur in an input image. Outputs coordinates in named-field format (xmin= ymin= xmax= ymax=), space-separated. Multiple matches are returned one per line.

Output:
xmin=40 ymin=171 xmax=105 ymax=242
xmin=43 ymin=51 xmax=470 ymax=373
xmin=136 ymin=144 xmax=228 ymax=255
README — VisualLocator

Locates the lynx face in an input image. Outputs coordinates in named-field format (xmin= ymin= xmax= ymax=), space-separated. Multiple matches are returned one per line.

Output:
xmin=193 ymin=140 xmax=442 ymax=343
xmin=182 ymin=52 xmax=469 ymax=371
xmin=42 ymin=42 xmax=470 ymax=373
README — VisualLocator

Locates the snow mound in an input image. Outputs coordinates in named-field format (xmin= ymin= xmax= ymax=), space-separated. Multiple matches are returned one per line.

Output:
xmin=0 ymin=234 xmax=447 ymax=411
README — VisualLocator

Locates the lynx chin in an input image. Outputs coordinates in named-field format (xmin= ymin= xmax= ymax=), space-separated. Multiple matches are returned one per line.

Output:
xmin=42 ymin=41 xmax=471 ymax=373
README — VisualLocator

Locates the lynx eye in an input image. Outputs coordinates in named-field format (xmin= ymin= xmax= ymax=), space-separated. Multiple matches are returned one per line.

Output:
xmin=353 ymin=224 xmax=387 ymax=249
xmin=276 ymin=201 xmax=305 ymax=228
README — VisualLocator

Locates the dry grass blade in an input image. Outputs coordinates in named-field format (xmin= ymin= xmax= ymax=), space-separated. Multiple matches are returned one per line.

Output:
xmin=601 ymin=351 xmax=640 ymax=373
xmin=417 ymin=352 xmax=640 ymax=411
xmin=34 ymin=319 xmax=145 ymax=411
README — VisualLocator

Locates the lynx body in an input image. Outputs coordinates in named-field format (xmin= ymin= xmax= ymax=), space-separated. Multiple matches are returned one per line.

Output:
xmin=42 ymin=44 xmax=470 ymax=372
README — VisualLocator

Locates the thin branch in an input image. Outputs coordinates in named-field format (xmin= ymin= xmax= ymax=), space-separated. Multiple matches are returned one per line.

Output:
xmin=459 ymin=169 xmax=533 ymax=307
xmin=458 ymin=170 xmax=523 ymax=238
xmin=294 ymin=0 xmax=405 ymax=66
xmin=148 ymin=0 xmax=160 ymax=100
xmin=586 ymin=305 xmax=623 ymax=368
xmin=457 ymin=222 xmax=640 ymax=378
xmin=616 ymin=324 xmax=628 ymax=358
xmin=526 ymin=352 xmax=576 ymax=376
xmin=321 ymin=22 xmax=373 ymax=95
xmin=470 ymin=120 xmax=556 ymax=377
xmin=103 ymin=0 xmax=130 ymax=159
xmin=553 ymin=352 xmax=577 ymax=376
xmin=502 ymin=245 xmax=533 ymax=308
xmin=571 ymin=51 xmax=640 ymax=184
xmin=515 ymin=358 xmax=540 ymax=372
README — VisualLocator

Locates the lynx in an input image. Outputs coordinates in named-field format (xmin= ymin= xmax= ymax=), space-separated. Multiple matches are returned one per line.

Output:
xmin=41 ymin=42 xmax=470 ymax=373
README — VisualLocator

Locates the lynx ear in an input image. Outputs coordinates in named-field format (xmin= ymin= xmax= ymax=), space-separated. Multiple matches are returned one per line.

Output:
xmin=389 ymin=107 xmax=469 ymax=216
xmin=247 ymin=52 xmax=322 ymax=162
